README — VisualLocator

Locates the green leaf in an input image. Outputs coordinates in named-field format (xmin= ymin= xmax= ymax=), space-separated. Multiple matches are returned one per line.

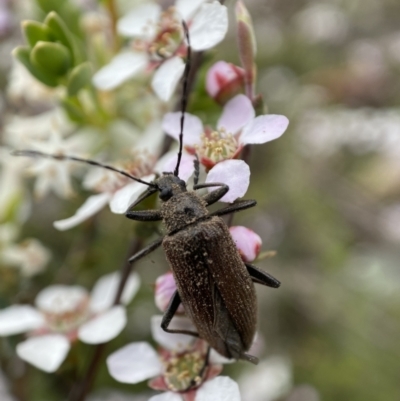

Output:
xmin=61 ymin=97 xmax=86 ymax=123
xmin=36 ymin=0 xmax=63 ymax=14
xmin=31 ymin=41 xmax=71 ymax=77
xmin=67 ymin=62 xmax=92 ymax=96
xmin=37 ymin=0 xmax=83 ymax=38
xmin=22 ymin=20 xmax=53 ymax=48
xmin=45 ymin=11 xmax=80 ymax=65
xmin=12 ymin=46 xmax=59 ymax=87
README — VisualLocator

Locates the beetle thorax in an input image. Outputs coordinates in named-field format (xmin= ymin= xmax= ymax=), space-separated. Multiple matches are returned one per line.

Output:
xmin=161 ymin=192 xmax=209 ymax=233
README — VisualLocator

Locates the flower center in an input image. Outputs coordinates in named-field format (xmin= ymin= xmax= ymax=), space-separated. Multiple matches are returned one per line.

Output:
xmin=195 ymin=127 xmax=238 ymax=164
xmin=163 ymin=349 xmax=206 ymax=392
xmin=134 ymin=7 xmax=183 ymax=61
xmin=36 ymin=286 xmax=90 ymax=333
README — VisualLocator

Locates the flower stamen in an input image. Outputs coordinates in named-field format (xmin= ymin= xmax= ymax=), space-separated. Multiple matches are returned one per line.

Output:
xmin=195 ymin=128 xmax=238 ymax=164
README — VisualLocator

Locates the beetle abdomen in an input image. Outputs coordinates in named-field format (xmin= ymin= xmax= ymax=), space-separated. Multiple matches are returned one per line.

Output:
xmin=163 ymin=216 xmax=257 ymax=359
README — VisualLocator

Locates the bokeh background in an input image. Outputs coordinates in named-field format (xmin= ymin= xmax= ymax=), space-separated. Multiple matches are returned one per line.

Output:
xmin=1 ymin=0 xmax=400 ymax=400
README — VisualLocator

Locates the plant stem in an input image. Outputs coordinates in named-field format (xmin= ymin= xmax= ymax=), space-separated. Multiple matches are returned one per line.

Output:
xmin=105 ymin=0 xmax=120 ymax=52
xmin=68 ymin=239 xmax=143 ymax=401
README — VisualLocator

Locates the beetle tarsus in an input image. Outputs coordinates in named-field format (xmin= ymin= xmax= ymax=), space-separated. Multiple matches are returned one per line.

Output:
xmin=241 ymin=352 xmax=259 ymax=365
xmin=210 ymin=199 xmax=257 ymax=217
xmin=195 ymin=182 xmax=230 ymax=205
xmin=246 ymin=263 xmax=281 ymax=288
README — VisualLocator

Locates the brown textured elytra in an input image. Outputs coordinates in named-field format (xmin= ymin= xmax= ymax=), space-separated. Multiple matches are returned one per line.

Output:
xmin=162 ymin=215 xmax=257 ymax=359
xmin=158 ymin=181 xmax=257 ymax=360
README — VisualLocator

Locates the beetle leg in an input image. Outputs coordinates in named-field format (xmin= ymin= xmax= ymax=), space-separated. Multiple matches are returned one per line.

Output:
xmin=128 ymin=237 xmax=164 ymax=263
xmin=210 ymin=199 xmax=257 ymax=217
xmin=194 ymin=182 xmax=229 ymax=205
xmin=246 ymin=263 xmax=281 ymax=288
xmin=125 ymin=188 xmax=162 ymax=221
xmin=125 ymin=209 xmax=162 ymax=221
xmin=161 ymin=290 xmax=199 ymax=337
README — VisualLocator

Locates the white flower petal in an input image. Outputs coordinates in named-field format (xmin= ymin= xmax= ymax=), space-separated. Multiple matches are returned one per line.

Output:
xmin=117 ymin=3 xmax=161 ymax=39
xmin=78 ymin=305 xmax=126 ymax=344
xmin=159 ymin=153 xmax=195 ymax=182
xmin=162 ymin=112 xmax=204 ymax=146
xmin=90 ymin=272 xmax=141 ymax=313
xmin=0 ymin=305 xmax=45 ymax=336
xmin=195 ymin=376 xmax=241 ymax=401
xmin=217 ymin=95 xmax=255 ymax=134
xmin=206 ymin=160 xmax=250 ymax=203
xmin=1 ymin=239 xmax=51 ymax=277
xmin=53 ymin=193 xmax=111 ymax=231
xmin=209 ymin=349 xmax=235 ymax=365
xmin=240 ymin=115 xmax=289 ymax=146
xmin=239 ymin=356 xmax=292 ymax=401
xmin=149 ymin=392 xmax=182 ymax=401
xmin=16 ymin=334 xmax=70 ymax=373
xmin=175 ymin=0 xmax=206 ymax=20
xmin=35 ymin=285 xmax=88 ymax=314
xmin=189 ymin=2 xmax=228 ymax=51
xmin=151 ymin=315 xmax=196 ymax=351
xmin=93 ymin=52 xmax=148 ymax=91
xmin=151 ymin=57 xmax=185 ymax=102
xmin=109 ymin=175 xmax=155 ymax=214
xmin=107 ymin=342 xmax=162 ymax=384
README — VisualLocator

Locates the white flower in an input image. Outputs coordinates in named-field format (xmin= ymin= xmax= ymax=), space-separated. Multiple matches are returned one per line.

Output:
xmin=1 ymin=238 xmax=51 ymax=277
xmin=163 ymin=94 xmax=289 ymax=202
xmin=93 ymin=1 xmax=228 ymax=101
xmin=54 ymin=133 xmax=196 ymax=230
xmin=0 ymin=147 xmax=30 ymax=223
xmin=21 ymin=129 xmax=93 ymax=199
xmin=4 ymin=108 xmax=70 ymax=149
xmin=107 ymin=315 xmax=240 ymax=401
xmin=238 ymin=356 xmax=292 ymax=401
xmin=0 ymin=272 xmax=140 ymax=372
xmin=7 ymin=60 xmax=60 ymax=106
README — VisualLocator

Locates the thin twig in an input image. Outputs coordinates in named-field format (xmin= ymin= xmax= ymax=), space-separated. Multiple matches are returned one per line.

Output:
xmin=69 ymin=239 xmax=143 ymax=401
xmin=105 ymin=0 xmax=120 ymax=52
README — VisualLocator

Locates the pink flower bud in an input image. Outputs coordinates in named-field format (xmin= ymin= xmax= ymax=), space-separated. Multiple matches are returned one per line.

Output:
xmin=155 ymin=271 xmax=184 ymax=313
xmin=230 ymin=226 xmax=262 ymax=262
xmin=206 ymin=61 xmax=245 ymax=104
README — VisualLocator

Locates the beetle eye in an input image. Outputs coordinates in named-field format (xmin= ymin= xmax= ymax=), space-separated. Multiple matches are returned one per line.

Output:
xmin=160 ymin=188 xmax=172 ymax=201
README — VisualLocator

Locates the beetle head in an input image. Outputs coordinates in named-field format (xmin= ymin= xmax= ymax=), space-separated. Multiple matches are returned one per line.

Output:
xmin=156 ymin=173 xmax=187 ymax=201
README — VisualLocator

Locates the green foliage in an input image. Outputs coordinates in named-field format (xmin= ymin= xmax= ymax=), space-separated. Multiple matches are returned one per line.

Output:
xmin=18 ymin=11 xmax=85 ymax=90
xmin=44 ymin=11 xmax=83 ymax=65
xmin=13 ymin=46 xmax=59 ymax=87
xmin=67 ymin=62 xmax=92 ymax=97
xmin=36 ymin=0 xmax=83 ymax=38
xmin=31 ymin=41 xmax=72 ymax=77
xmin=22 ymin=21 xmax=54 ymax=48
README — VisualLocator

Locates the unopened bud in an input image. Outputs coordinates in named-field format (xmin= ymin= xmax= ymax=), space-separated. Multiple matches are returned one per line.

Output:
xmin=206 ymin=61 xmax=245 ymax=104
xmin=235 ymin=0 xmax=257 ymax=98
xmin=230 ymin=226 xmax=262 ymax=262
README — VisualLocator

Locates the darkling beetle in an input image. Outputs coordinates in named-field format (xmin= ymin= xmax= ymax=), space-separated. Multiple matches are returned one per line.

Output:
xmin=12 ymin=23 xmax=281 ymax=366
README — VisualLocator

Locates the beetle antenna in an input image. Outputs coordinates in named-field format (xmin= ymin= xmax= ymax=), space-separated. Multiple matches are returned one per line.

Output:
xmin=193 ymin=153 xmax=200 ymax=186
xmin=12 ymin=150 xmax=158 ymax=188
xmin=174 ymin=20 xmax=191 ymax=177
